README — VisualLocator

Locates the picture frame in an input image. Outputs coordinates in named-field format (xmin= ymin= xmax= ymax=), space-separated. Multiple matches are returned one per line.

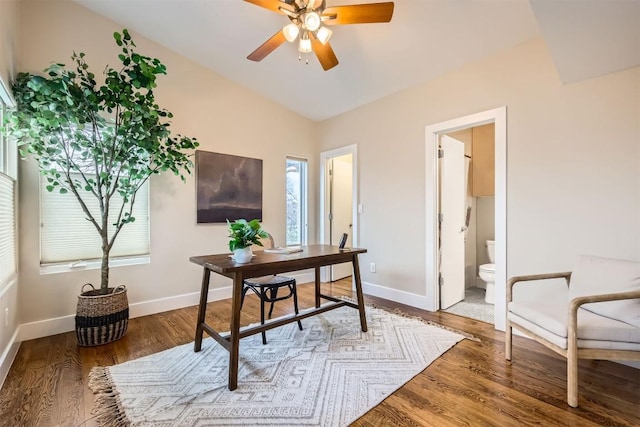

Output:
xmin=195 ymin=150 xmax=263 ymax=224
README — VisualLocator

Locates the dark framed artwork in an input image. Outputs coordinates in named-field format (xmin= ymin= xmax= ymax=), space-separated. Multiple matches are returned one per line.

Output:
xmin=195 ymin=150 xmax=263 ymax=224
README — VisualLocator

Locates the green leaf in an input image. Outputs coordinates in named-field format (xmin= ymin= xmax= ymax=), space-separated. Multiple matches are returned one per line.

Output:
xmin=6 ymin=28 xmax=197 ymax=290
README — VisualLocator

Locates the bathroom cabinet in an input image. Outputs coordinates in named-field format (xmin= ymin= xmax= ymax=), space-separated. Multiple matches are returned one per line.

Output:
xmin=471 ymin=123 xmax=495 ymax=196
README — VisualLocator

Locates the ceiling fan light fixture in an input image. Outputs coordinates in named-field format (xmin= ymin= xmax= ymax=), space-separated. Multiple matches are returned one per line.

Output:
xmin=283 ymin=23 xmax=300 ymax=42
xmin=304 ymin=12 xmax=321 ymax=31
xmin=316 ymin=26 xmax=332 ymax=44
xmin=245 ymin=0 xmax=395 ymax=71
xmin=298 ymin=32 xmax=312 ymax=52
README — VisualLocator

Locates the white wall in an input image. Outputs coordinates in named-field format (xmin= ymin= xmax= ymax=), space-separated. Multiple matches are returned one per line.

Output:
xmin=16 ymin=0 xmax=318 ymax=336
xmin=0 ymin=0 xmax=18 ymax=89
xmin=317 ymin=38 xmax=640 ymax=304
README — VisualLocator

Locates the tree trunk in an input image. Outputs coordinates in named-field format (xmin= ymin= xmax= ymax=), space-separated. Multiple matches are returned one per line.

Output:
xmin=100 ymin=228 xmax=110 ymax=295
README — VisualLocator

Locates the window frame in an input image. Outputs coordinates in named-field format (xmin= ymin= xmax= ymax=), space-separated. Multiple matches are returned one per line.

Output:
xmin=39 ymin=172 xmax=151 ymax=274
xmin=37 ymin=129 xmax=152 ymax=274
xmin=285 ymin=156 xmax=308 ymax=247
xmin=0 ymin=84 xmax=17 ymax=290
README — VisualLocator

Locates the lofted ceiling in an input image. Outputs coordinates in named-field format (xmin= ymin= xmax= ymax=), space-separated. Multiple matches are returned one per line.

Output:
xmin=72 ymin=0 xmax=640 ymax=122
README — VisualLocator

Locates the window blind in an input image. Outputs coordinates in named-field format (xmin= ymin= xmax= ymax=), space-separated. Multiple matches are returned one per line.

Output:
xmin=0 ymin=173 xmax=16 ymax=286
xmin=40 ymin=175 xmax=150 ymax=263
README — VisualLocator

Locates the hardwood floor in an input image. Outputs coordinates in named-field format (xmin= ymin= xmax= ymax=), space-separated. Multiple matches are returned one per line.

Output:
xmin=1 ymin=278 xmax=638 ymax=426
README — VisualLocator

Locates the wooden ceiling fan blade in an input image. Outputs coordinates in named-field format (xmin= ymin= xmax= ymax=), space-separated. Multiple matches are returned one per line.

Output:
xmin=322 ymin=2 xmax=394 ymax=25
xmin=310 ymin=33 xmax=339 ymax=71
xmin=243 ymin=0 xmax=296 ymax=14
xmin=247 ymin=30 xmax=288 ymax=62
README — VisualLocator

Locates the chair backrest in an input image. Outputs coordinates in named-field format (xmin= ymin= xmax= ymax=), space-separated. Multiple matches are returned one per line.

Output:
xmin=570 ymin=255 xmax=640 ymax=327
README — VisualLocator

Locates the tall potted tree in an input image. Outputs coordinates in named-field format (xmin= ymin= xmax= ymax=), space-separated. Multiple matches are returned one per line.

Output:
xmin=5 ymin=29 xmax=199 ymax=345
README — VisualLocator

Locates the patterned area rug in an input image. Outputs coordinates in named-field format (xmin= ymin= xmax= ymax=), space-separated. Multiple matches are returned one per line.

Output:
xmin=89 ymin=305 xmax=466 ymax=426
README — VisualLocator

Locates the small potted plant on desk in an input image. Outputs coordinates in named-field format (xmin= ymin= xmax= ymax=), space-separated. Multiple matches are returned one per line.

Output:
xmin=227 ymin=219 xmax=268 ymax=263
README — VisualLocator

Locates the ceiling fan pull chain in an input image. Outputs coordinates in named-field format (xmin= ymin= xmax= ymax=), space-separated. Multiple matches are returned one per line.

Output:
xmin=297 ymin=52 xmax=309 ymax=65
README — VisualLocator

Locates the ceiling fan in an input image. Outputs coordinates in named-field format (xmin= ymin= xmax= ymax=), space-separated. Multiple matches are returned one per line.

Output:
xmin=244 ymin=0 xmax=395 ymax=71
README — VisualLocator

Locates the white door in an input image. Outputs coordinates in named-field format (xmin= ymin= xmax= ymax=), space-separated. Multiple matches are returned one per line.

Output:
xmin=439 ymin=136 xmax=466 ymax=309
xmin=330 ymin=154 xmax=353 ymax=281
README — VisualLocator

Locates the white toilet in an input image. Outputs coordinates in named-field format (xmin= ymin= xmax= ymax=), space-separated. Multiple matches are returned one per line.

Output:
xmin=479 ymin=240 xmax=495 ymax=304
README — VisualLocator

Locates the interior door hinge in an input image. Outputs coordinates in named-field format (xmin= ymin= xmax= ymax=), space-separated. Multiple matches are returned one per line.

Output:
xmin=438 ymin=213 xmax=444 ymax=223
xmin=439 ymin=274 xmax=444 ymax=287
xmin=438 ymin=149 xmax=444 ymax=158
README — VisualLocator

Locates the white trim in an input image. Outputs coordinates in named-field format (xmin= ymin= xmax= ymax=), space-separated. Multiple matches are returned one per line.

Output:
xmin=40 ymin=255 xmax=151 ymax=275
xmin=18 ymin=286 xmax=232 ymax=342
xmin=424 ymin=106 xmax=507 ymax=331
xmin=17 ymin=270 xmax=316 ymax=342
xmin=0 ymin=327 xmax=20 ymax=389
xmin=361 ymin=281 xmax=430 ymax=310
xmin=319 ymin=144 xmax=358 ymax=282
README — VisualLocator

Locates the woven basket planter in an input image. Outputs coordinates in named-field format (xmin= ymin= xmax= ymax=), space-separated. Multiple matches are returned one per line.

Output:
xmin=75 ymin=283 xmax=129 ymax=346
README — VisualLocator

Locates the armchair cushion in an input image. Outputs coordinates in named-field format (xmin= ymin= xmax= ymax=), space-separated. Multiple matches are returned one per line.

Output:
xmin=569 ymin=255 xmax=640 ymax=327
xmin=508 ymin=301 xmax=640 ymax=350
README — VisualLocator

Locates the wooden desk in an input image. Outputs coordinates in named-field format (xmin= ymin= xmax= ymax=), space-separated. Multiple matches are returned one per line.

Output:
xmin=189 ymin=244 xmax=368 ymax=390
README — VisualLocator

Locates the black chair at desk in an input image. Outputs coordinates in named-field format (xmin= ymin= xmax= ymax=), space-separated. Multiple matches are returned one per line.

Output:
xmin=240 ymin=234 xmax=303 ymax=344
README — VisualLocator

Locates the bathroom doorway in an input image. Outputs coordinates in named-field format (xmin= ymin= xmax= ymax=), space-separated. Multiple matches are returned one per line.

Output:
xmin=425 ymin=107 xmax=507 ymax=330
xmin=320 ymin=145 xmax=358 ymax=282
xmin=439 ymin=125 xmax=495 ymax=324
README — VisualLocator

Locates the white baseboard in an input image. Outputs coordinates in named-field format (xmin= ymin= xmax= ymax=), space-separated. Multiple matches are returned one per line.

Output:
xmin=18 ymin=270 xmax=315 ymax=343
xmin=0 ymin=327 xmax=21 ymax=390
xmin=361 ymin=281 xmax=432 ymax=311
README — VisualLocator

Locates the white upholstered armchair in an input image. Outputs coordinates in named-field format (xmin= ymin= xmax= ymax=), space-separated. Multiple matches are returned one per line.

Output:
xmin=506 ymin=255 xmax=640 ymax=407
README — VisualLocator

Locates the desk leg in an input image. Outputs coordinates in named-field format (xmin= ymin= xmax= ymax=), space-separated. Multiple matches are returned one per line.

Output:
xmin=194 ymin=268 xmax=211 ymax=352
xmin=315 ymin=267 xmax=321 ymax=308
xmin=352 ymin=255 xmax=368 ymax=332
xmin=228 ymin=272 xmax=244 ymax=391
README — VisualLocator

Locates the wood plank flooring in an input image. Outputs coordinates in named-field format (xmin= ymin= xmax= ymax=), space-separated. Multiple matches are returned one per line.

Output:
xmin=1 ymin=278 xmax=638 ymax=426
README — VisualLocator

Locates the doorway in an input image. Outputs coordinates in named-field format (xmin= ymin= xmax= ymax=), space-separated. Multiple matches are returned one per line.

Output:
xmin=425 ymin=107 xmax=507 ymax=330
xmin=320 ymin=145 xmax=358 ymax=282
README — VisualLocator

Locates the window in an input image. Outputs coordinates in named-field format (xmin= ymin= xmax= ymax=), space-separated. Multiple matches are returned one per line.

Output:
xmin=40 ymin=174 xmax=150 ymax=265
xmin=0 ymin=90 xmax=17 ymax=290
xmin=286 ymin=157 xmax=307 ymax=246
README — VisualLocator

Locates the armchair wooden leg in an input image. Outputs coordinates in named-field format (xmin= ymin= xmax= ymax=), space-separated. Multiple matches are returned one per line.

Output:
xmin=567 ymin=320 xmax=579 ymax=407
xmin=505 ymin=322 xmax=513 ymax=361
xmin=568 ymin=348 xmax=578 ymax=407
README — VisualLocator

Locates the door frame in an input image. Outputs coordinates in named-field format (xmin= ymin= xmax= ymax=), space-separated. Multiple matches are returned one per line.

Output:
xmin=320 ymin=144 xmax=358 ymax=281
xmin=424 ymin=107 xmax=507 ymax=330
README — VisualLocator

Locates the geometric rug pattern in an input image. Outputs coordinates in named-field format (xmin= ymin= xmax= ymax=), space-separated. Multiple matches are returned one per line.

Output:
xmin=89 ymin=305 xmax=465 ymax=426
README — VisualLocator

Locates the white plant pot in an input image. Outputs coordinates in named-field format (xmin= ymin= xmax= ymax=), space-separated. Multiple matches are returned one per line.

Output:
xmin=233 ymin=247 xmax=253 ymax=263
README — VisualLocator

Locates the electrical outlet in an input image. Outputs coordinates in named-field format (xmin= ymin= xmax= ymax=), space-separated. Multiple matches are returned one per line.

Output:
xmin=4 ymin=307 xmax=8 ymax=328
xmin=370 ymin=262 xmax=376 ymax=273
